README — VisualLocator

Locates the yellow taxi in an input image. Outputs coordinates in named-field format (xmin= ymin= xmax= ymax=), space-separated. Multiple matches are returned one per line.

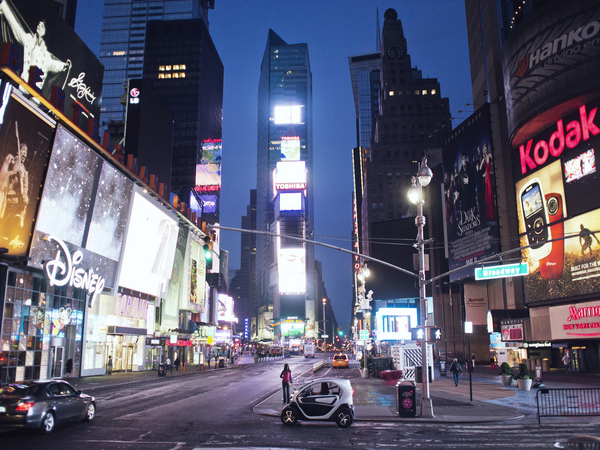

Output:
xmin=332 ymin=353 xmax=349 ymax=368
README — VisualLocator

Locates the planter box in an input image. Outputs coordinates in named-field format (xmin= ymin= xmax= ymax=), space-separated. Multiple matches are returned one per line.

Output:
xmin=500 ymin=375 xmax=513 ymax=386
xmin=517 ymin=378 xmax=533 ymax=391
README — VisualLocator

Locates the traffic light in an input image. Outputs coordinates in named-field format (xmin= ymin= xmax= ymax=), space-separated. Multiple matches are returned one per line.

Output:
xmin=203 ymin=236 xmax=213 ymax=270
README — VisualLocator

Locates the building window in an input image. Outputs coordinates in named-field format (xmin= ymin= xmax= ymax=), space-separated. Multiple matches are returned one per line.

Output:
xmin=389 ymin=91 xmax=394 ymax=96
xmin=415 ymin=90 xmax=420 ymax=95
xmin=431 ymin=89 xmax=436 ymax=95
xmin=422 ymin=90 xmax=427 ymax=95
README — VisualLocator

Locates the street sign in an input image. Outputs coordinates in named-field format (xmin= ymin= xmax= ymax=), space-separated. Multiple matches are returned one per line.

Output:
xmin=359 ymin=330 xmax=369 ymax=340
xmin=207 ymin=336 xmax=214 ymax=345
xmin=475 ymin=263 xmax=528 ymax=280
xmin=322 ymin=334 xmax=329 ymax=338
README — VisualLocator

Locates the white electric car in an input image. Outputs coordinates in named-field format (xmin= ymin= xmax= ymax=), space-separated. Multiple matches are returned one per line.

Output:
xmin=281 ymin=378 xmax=354 ymax=428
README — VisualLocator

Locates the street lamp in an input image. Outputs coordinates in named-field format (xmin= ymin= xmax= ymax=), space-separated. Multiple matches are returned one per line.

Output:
xmin=322 ymin=298 xmax=327 ymax=366
xmin=408 ymin=156 xmax=434 ymax=418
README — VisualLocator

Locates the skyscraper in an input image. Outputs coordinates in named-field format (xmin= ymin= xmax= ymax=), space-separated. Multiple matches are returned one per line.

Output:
xmin=256 ymin=30 xmax=315 ymax=341
xmin=99 ymin=0 xmax=214 ymax=130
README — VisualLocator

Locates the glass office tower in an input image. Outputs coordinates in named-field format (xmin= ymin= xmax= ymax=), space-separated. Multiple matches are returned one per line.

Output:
xmin=256 ymin=30 xmax=315 ymax=341
xmin=99 ymin=0 xmax=213 ymax=129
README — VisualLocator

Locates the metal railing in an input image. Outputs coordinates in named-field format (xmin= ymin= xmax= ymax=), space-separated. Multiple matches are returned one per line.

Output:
xmin=536 ymin=388 xmax=600 ymax=424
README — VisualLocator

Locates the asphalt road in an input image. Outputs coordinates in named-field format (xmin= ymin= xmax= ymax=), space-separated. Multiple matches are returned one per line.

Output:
xmin=1 ymin=356 xmax=598 ymax=449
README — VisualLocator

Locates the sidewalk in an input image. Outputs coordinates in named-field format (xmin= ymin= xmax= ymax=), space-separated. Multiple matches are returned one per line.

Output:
xmin=253 ymin=360 xmax=600 ymax=424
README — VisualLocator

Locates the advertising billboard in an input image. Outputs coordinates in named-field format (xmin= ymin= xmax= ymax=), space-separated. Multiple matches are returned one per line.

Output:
xmin=279 ymin=192 xmax=302 ymax=211
xmin=217 ymin=293 xmax=234 ymax=322
xmin=375 ymin=307 xmax=418 ymax=341
xmin=118 ymin=186 xmax=179 ymax=298
xmin=192 ymin=138 xmax=221 ymax=223
xmin=164 ymin=226 xmax=189 ymax=324
xmin=0 ymin=84 xmax=54 ymax=257
xmin=274 ymin=105 xmax=301 ymax=124
xmin=514 ymin=97 xmax=600 ymax=303
xmin=189 ymin=235 xmax=207 ymax=313
xmin=280 ymin=136 xmax=300 ymax=161
xmin=443 ymin=103 xmax=501 ymax=281
xmin=549 ymin=300 xmax=600 ymax=340
xmin=0 ymin=0 xmax=104 ymax=126
xmin=278 ymin=247 xmax=306 ymax=294
xmin=29 ymin=125 xmax=132 ymax=288
xmin=502 ymin=2 xmax=600 ymax=138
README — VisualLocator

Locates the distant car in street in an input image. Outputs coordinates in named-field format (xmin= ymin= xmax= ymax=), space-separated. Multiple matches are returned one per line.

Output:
xmin=332 ymin=353 xmax=349 ymax=368
xmin=281 ymin=378 xmax=354 ymax=428
xmin=0 ymin=380 xmax=95 ymax=433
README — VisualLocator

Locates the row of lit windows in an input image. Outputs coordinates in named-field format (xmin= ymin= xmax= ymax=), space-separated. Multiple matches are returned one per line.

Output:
xmin=159 ymin=72 xmax=186 ymax=78
xmin=389 ymin=89 xmax=436 ymax=97
xmin=159 ymin=64 xmax=186 ymax=71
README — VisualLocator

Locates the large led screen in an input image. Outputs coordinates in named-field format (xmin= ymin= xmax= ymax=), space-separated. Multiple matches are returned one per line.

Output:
xmin=164 ymin=226 xmax=189 ymax=324
xmin=118 ymin=186 xmax=179 ymax=298
xmin=189 ymin=235 xmax=206 ymax=313
xmin=375 ymin=307 xmax=418 ymax=341
xmin=442 ymin=103 xmax=501 ymax=281
xmin=514 ymin=97 xmax=600 ymax=303
xmin=195 ymin=164 xmax=221 ymax=189
xmin=218 ymin=294 xmax=234 ymax=322
xmin=0 ymin=0 xmax=104 ymax=124
xmin=29 ymin=125 xmax=132 ymax=288
xmin=0 ymin=84 xmax=54 ymax=257
xmin=274 ymin=105 xmax=301 ymax=124
xmin=278 ymin=247 xmax=306 ymax=294
xmin=280 ymin=136 xmax=300 ymax=161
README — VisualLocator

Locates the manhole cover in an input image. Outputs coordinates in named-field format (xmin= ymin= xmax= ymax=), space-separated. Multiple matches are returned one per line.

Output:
xmin=353 ymin=429 xmax=381 ymax=436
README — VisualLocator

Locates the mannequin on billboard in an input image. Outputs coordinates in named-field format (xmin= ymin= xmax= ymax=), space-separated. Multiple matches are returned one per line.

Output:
xmin=0 ymin=0 xmax=71 ymax=92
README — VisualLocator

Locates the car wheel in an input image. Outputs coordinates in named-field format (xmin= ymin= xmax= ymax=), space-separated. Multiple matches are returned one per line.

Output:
xmin=335 ymin=408 xmax=353 ymax=428
xmin=281 ymin=406 xmax=298 ymax=426
xmin=41 ymin=411 xmax=55 ymax=434
xmin=84 ymin=402 xmax=96 ymax=421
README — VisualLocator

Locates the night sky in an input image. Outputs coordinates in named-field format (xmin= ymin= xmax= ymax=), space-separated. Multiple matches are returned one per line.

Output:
xmin=75 ymin=1 xmax=473 ymax=332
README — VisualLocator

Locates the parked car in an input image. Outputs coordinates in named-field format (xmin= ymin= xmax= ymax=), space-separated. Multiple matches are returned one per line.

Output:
xmin=0 ymin=380 xmax=96 ymax=433
xmin=281 ymin=378 xmax=354 ymax=428
xmin=332 ymin=353 xmax=349 ymax=368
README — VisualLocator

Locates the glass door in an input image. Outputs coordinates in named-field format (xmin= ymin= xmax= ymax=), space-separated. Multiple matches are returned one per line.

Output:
xmin=49 ymin=346 xmax=64 ymax=378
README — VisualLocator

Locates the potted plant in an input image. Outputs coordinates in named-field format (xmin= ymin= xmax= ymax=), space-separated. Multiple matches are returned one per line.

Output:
xmin=499 ymin=362 xmax=513 ymax=386
xmin=516 ymin=363 xmax=533 ymax=391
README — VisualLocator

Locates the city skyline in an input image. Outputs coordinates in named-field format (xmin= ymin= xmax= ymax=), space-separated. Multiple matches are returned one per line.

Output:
xmin=75 ymin=1 xmax=473 ymax=331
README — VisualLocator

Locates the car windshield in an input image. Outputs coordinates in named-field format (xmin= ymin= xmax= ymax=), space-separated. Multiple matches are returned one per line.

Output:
xmin=0 ymin=384 xmax=44 ymax=397
xmin=334 ymin=355 xmax=346 ymax=360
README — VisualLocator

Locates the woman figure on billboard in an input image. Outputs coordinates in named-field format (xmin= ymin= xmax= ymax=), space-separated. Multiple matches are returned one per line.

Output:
xmin=479 ymin=143 xmax=496 ymax=220
xmin=0 ymin=0 xmax=71 ymax=92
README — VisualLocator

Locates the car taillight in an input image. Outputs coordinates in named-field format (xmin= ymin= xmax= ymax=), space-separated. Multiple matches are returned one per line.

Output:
xmin=351 ymin=389 xmax=355 ymax=395
xmin=16 ymin=401 xmax=34 ymax=412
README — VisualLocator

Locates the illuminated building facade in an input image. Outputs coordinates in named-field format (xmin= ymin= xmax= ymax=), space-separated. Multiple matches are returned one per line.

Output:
xmin=255 ymin=30 xmax=315 ymax=342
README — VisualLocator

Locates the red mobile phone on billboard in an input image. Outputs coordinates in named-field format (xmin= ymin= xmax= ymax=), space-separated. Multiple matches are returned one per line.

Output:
xmin=540 ymin=193 xmax=564 ymax=279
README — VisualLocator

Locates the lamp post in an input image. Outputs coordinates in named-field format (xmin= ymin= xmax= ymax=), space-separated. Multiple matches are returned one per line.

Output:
xmin=322 ymin=298 xmax=327 ymax=367
xmin=408 ymin=156 xmax=434 ymax=418
xmin=465 ymin=321 xmax=473 ymax=402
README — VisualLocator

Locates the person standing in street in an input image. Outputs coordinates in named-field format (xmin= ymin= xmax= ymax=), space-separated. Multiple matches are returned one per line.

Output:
xmin=280 ymin=363 xmax=292 ymax=404
xmin=107 ymin=356 xmax=113 ymax=375
xmin=490 ymin=356 xmax=496 ymax=372
xmin=562 ymin=352 xmax=571 ymax=374
xmin=449 ymin=358 xmax=462 ymax=386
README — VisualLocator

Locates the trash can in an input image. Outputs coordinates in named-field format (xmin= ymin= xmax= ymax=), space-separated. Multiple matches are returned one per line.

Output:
xmin=439 ymin=360 xmax=447 ymax=375
xmin=416 ymin=365 xmax=432 ymax=383
xmin=158 ymin=364 xmax=167 ymax=377
xmin=396 ymin=381 xmax=417 ymax=417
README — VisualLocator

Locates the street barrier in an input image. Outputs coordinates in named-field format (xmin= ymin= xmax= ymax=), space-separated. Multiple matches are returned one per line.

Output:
xmin=536 ymin=388 xmax=600 ymax=424
xmin=313 ymin=361 xmax=324 ymax=373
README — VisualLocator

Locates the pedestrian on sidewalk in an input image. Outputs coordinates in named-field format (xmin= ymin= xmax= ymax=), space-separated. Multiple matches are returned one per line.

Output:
xmin=490 ymin=355 xmax=496 ymax=372
xmin=65 ymin=358 xmax=73 ymax=378
xmin=174 ymin=356 xmax=181 ymax=372
xmin=107 ymin=356 xmax=113 ymax=375
xmin=166 ymin=356 xmax=172 ymax=375
xmin=562 ymin=352 xmax=571 ymax=374
xmin=449 ymin=358 xmax=462 ymax=386
xmin=280 ymin=363 xmax=292 ymax=404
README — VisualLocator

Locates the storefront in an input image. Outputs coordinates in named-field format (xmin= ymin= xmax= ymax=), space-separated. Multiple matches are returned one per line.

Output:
xmin=0 ymin=268 xmax=85 ymax=383
xmin=145 ymin=336 xmax=165 ymax=370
